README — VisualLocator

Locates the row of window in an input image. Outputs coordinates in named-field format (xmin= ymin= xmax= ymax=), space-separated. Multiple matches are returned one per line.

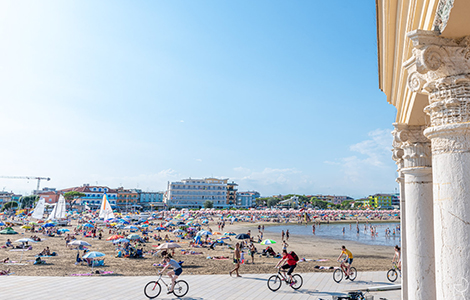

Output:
xmin=171 ymin=191 xmax=226 ymax=195
xmin=171 ymin=185 xmax=226 ymax=190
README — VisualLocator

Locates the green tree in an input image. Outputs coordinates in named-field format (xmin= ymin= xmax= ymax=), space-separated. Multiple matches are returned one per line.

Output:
xmin=19 ymin=195 xmax=39 ymax=209
xmin=63 ymin=191 xmax=86 ymax=202
xmin=2 ymin=201 xmax=18 ymax=211
xmin=203 ymin=200 xmax=213 ymax=209
xmin=267 ymin=198 xmax=279 ymax=208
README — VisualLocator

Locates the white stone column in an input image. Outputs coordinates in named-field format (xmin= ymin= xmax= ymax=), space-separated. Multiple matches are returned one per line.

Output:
xmin=394 ymin=124 xmax=435 ymax=300
xmin=405 ymin=29 xmax=470 ymax=299
xmin=392 ymin=124 xmax=408 ymax=300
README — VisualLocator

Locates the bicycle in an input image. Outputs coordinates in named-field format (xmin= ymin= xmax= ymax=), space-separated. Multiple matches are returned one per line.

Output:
xmin=387 ymin=261 xmax=401 ymax=282
xmin=267 ymin=267 xmax=303 ymax=291
xmin=333 ymin=260 xmax=357 ymax=283
xmin=144 ymin=274 xmax=189 ymax=298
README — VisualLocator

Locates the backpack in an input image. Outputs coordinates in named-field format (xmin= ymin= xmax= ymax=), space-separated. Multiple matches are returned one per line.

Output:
xmin=289 ymin=251 xmax=299 ymax=262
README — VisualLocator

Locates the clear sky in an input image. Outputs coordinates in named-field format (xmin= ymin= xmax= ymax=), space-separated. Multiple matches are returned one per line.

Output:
xmin=0 ymin=1 xmax=398 ymax=198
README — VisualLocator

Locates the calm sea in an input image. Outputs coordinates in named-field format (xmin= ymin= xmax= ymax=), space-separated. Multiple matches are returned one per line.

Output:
xmin=264 ymin=222 xmax=401 ymax=247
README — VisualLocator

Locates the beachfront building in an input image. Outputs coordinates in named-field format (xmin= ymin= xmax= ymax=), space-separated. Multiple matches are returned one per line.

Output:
xmin=0 ymin=191 xmax=22 ymax=207
xmin=236 ymin=191 xmax=259 ymax=208
xmin=59 ymin=185 xmax=118 ymax=210
xmin=313 ymin=194 xmax=353 ymax=205
xmin=116 ymin=187 xmax=140 ymax=212
xmin=139 ymin=191 xmax=165 ymax=210
xmin=376 ymin=1 xmax=470 ymax=298
xmin=367 ymin=194 xmax=397 ymax=209
xmin=165 ymin=178 xmax=231 ymax=209
xmin=226 ymin=182 xmax=237 ymax=205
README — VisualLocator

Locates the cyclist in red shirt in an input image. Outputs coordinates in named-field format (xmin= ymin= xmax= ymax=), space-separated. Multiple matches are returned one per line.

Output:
xmin=275 ymin=250 xmax=297 ymax=285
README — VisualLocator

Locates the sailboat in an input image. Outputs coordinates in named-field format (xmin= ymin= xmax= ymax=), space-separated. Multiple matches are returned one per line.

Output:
xmin=99 ymin=193 xmax=115 ymax=220
xmin=48 ymin=195 xmax=68 ymax=225
xmin=31 ymin=198 xmax=45 ymax=219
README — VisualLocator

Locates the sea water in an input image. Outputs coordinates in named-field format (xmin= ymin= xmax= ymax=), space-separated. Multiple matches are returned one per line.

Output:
xmin=264 ymin=222 xmax=401 ymax=247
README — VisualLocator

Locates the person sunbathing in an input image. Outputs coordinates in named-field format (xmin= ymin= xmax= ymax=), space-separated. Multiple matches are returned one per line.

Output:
xmin=0 ymin=268 xmax=11 ymax=275
xmin=2 ymin=257 xmax=9 ymax=263
xmin=5 ymin=239 xmax=13 ymax=248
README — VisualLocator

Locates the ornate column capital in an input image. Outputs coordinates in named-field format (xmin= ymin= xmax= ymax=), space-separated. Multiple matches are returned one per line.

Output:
xmin=392 ymin=123 xmax=431 ymax=169
xmin=404 ymin=30 xmax=470 ymax=127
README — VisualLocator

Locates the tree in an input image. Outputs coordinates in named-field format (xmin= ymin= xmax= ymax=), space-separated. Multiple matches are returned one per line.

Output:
xmin=2 ymin=201 xmax=18 ymax=211
xmin=267 ymin=198 xmax=279 ymax=208
xmin=19 ymin=195 xmax=39 ymax=209
xmin=203 ymin=200 xmax=213 ymax=209
xmin=63 ymin=191 xmax=86 ymax=202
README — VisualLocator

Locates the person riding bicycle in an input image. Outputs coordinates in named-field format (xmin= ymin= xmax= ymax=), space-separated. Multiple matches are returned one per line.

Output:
xmin=392 ymin=245 xmax=401 ymax=271
xmin=275 ymin=250 xmax=297 ymax=286
xmin=337 ymin=245 xmax=353 ymax=279
xmin=159 ymin=255 xmax=182 ymax=294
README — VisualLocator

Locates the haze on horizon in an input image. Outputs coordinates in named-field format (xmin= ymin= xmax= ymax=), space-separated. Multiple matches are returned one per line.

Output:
xmin=0 ymin=1 xmax=397 ymax=199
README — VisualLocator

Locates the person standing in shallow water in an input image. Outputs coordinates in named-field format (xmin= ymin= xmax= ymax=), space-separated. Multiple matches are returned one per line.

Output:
xmin=229 ymin=243 xmax=241 ymax=277
xmin=281 ymin=230 xmax=285 ymax=241
xmin=286 ymin=230 xmax=290 ymax=241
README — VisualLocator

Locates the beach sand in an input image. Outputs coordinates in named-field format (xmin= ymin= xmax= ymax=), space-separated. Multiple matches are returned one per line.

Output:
xmin=0 ymin=221 xmax=395 ymax=277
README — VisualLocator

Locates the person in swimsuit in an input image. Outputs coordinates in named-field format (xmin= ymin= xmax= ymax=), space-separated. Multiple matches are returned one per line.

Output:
xmin=229 ymin=243 xmax=241 ymax=277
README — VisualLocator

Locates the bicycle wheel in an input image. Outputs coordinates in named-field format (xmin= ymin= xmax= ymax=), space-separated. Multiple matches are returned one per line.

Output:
xmin=173 ymin=280 xmax=189 ymax=298
xmin=387 ymin=269 xmax=398 ymax=282
xmin=290 ymin=274 xmax=303 ymax=289
xmin=267 ymin=275 xmax=282 ymax=291
xmin=348 ymin=267 xmax=357 ymax=281
xmin=333 ymin=269 xmax=343 ymax=283
xmin=144 ymin=281 xmax=162 ymax=299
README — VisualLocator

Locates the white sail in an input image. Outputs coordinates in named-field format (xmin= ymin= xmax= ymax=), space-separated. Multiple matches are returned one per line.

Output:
xmin=55 ymin=195 xmax=67 ymax=219
xmin=48 ymin=203 xmax=57 ymax=220
xmin=31 ymin=198 xmax=45 ymax=219
xmin=99 ymin=194 xmax=114 ymax=220
xmin=48 ymin=195 xmax=66 ymax=220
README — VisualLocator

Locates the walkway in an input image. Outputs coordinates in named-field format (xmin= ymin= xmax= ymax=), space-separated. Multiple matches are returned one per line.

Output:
xmin=1 ymin=271 xmax=400 ymax=299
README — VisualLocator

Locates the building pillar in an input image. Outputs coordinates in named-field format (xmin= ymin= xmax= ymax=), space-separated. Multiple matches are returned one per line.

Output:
xmin=406 ymin=29 xmax=470 ymax=299
xmin=392 ymin=124 xmax=408 ymax=300
xmin=393 ymin=124 xmax=435 ymax=299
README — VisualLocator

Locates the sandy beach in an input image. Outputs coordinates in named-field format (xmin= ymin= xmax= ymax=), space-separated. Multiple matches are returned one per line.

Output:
xmin=0 ymin=220 xmax=396 ymax=277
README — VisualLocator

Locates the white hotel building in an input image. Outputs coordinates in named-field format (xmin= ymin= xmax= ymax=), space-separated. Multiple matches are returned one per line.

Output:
xmin=165 ymin=178 xmax=230 ymax=209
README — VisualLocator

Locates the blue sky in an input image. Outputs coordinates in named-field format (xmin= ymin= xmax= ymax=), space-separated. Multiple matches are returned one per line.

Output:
xmin=0 ymin=1 xmax=398 ymax=198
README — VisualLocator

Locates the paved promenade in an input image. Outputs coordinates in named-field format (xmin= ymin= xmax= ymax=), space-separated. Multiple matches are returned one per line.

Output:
xmin=1 ymin=271 xmax=400 ymax=300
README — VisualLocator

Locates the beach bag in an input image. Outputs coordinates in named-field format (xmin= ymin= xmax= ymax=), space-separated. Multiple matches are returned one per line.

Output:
xmin=289 ymin=251 xmax=299 ymax=262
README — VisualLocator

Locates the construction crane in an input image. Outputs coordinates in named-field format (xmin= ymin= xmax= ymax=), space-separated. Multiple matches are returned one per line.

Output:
xmin=0 ymin=176 xmax=51 ymax=194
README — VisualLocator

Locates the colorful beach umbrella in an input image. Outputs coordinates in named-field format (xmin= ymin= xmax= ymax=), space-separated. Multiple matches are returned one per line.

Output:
xmin=260 ymin=239 xmax=277 ymax=245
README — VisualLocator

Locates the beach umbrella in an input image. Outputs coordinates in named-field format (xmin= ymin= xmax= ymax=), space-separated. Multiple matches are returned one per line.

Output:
xmin=113 ymin=238 xmax=130 ymax=244
xmin=155 ymin=227 xmax=165 ymax=230
xmin=125 ymin=225 xmax=139 ymax=231
xmin=173 ymin=229 xmax=184 ymax=234
xmin=58 ymin=228 xmax=70 ymax=233
xmin=68 ymin=240 xmax=92 ymax=247
xmin=43 ymin=223 xmax=55 ymax=228
xmin=82 ymin=224 xmax=94 ymax=228
xmin=28 ymin=222 xmax=38 ymax=225
xmin=15 ymin=238 xmax=37 ymax=244
xmin=235 ymin=233 xmax=250 ymax=240
xmin=82 ymin=251 xmax=106 ymax=273
xmin=127 ymin=234 xmax=141 ymax=240
xmin=15 ymin=238 xmax=37 ymax=262
xmin=21 ymin=225 xmax=32 ymax=229
xmin=224 ymin=232 xmax=236 ymax=236
xmin=106 ymin=235 xmax=124 ymax=241
xmin=140 ymin=224 xmax=149 ymax=228
xmin=154 ymin=243 xmax=181 ymax=250
xmin=260 ymin=239 xmax=277 ymax=245
xmin=196 ymin=230 xmax=212 ymax=237
xmin=0 ymin=227 xmax=18 ymax=234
